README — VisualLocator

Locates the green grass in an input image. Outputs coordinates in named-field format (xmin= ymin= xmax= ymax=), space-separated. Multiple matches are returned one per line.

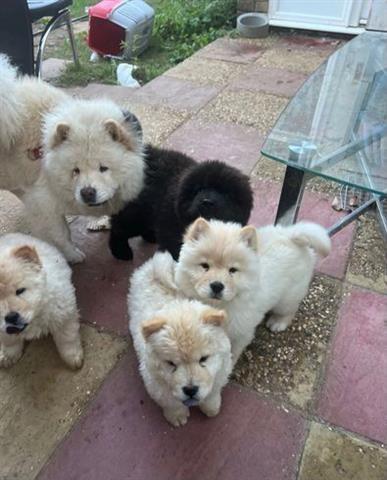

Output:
xmin=57 ymin=0 xmax=236 ymax=87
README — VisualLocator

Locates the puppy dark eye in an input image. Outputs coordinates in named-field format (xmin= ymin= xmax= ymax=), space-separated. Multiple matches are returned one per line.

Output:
xmin=200 ymin=355 xmax=209 ymax=364
xmin=72 ymin=167 xmax=80 ymax=175
xmin=166 ymin=360 xmax=176 ymax=368
xmin=99 ymin=166 xmax=108 ymax=173
xmin=200 ymin=263 xmax=210 ymax=271
xmin=16 ymin=288 xmax=26 ymax=296
xmin=229 ymin=267 xmax=238 ymax=274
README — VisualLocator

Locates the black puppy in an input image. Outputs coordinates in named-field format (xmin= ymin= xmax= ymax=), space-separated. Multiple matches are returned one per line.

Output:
xmin=109 ymin=145 xmax=254 ymax=260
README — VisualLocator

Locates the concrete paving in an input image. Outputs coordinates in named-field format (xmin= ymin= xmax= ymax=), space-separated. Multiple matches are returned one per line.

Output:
xmin=1 ymin=30 xmax=386 ymax=480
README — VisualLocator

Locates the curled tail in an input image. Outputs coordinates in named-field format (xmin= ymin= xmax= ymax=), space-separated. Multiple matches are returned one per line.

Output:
xmin=0 ymin=55 xmax=23 ymax=150
xmin=287 ymin=222 xmax=331 ymax=257
xmin=152 ymin=251 xmax=178 ymax=291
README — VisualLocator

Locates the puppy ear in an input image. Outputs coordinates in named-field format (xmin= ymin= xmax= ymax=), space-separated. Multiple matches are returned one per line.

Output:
xmin=12 ymin=245 xmax=41 ymax=267
xmin=202 ymin=309 xmax=227 ymax=327
xmin=142 ymin=316 xmax=167 ymax=340
xmin=51 ymin=123 xmax=70 ymax=148
xmin=240 ymin=226 xmax=258 ymax=251
xmin=122 ymin=110 xmax=143 ymax=141
xmin=104 ymin=119 xmax=135 ymax=151
xmin=185 ymin=218 xmax=210 ymax=242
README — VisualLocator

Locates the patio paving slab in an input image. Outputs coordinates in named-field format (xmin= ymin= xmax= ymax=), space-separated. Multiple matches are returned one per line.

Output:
xmin=70 ymin=217 xmax=156 ymax=336
xmin=299 ymin=422 xmax=387 ymax=480
xmin=194 ymin=37 xmax=265 ymax=64
xmin=255 ymin=47 xmax=329 ymax=75
xmin=278 ymin=34 xmax=343 ymax=54
xmin=0 ymin=325 xmax=127 ymax=480
xmin=166 ymin=56 xmax=247 ymax=86
xmin=38 ymin=355 xmax=306 ymax=480
xmin=67 ymin=83 xmax=138 ymax=104
xmin=233 ymin=274 xmax=342 ymax=409
xmin=347 ymin=214 xmax=387 ymax=294
xmin=229 ymin=65 xmax=307 ymax=98
xmin=132 ymin=75 xmax=220 ymax=112
xmin=198 ymin=89 xmax=288 ymax=134
xmin=318 ymin=287 xmax=387 ymax=444
xmin=249 ymin=180 xmax=355 ymax=279
xmin=164 ymin=118 xmax=264 ymax=174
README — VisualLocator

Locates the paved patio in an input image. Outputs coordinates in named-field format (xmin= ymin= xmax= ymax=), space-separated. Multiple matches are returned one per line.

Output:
xmin=1 ymin=32 xmax=386 ymax=479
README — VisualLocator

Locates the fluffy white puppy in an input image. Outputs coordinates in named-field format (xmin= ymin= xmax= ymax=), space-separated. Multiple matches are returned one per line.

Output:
xmin=0 ymin=55 xmax=144 ymax=263
xmin=171 ymin=219 xmax=331 ymax=365
xmin=128 ymin=252 xmax=232 ymax=427
xmin=0 ymin=233 xmax=83 ymax=369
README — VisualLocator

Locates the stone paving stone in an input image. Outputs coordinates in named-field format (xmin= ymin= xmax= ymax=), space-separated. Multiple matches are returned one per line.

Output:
xmin=347 ymin=214 xmax=387 ymax=295
xmin=38 ymin=355 xmax=306 ymax=480
xmin=198 ymin=89 xmax=288 ymax=134
xmin=132 ymin=75 xmax=220 ymax=112
xmin=164 ymin=118 xmax=263 ymax=174
xmin=278 ymin=34 xmax=343 ymax=54
xmin=318 ymin=288 xmax=387 ymax=444
xmin=233 ymin=274 xmax=342 ymax=409
xmin=0 ymin=325 xmax=127 ymax=480
xmin=229 ymin=65 xmax=307 ymax=98
xmin=194 ymin=37 xmax=265 ymax=64
xmin=249 ymin=180 xmax=355 ymax=279
xmin=70 ymin=217 xmax=156 ymax=336
xmin=166 ymin=56 xmax=247 ymax=86
xmin=255 ymin=47 xmax=329 ymax=75
xmin=41 ymin=58 xmax=70 ymax=82
xmin=299 ymin=422 xmax=387 ymax=480
xmin=67 ymin=82 xmax=138 ymax=104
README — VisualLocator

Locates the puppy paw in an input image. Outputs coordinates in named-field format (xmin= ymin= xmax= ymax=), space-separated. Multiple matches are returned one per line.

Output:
xmin=266 ymin=315 xmax=293 ymax=333
xmin=66 ymin=247 xmax=86 ymax=264
xmin=163 ymin=407 xmax=189 ymax=427
xmin=200 ymin=394 xmax=221 ymax=417
xmin=61 ymin=347 xmax=84 ymax=370
xmin=110 ymin=243 xmax=133 ymax=261
xmin=0 ymin=349 xmax=22 ymax=368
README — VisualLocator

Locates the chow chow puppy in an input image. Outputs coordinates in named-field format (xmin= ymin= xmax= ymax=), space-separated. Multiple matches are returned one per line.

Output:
xmin=109 ymin=145 xmax=253 ymax=261
xmin=128 ymin=252 xmax=232 ymax=426
xmin=0 ymin=233 xmax=83 ymax=368
xmin=0 ymin=55 xmax=144 ymax=263
xmin=162 ymin=218 xmax=331 ymax=365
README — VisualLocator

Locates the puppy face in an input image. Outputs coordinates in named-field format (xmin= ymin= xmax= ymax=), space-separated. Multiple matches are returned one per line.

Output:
xmin=176 ymin=219 xmax=258 ymax=304
xmin=43 ymin=100 xmax=144 ymax=207
xmin=0 ymin=246 xmax=45 ymax=335
xmin=142 ymin=302 xmax=230 ymax=407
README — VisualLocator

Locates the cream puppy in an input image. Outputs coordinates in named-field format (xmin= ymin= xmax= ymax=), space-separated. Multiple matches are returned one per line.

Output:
xmin=0 ymin=233 xmax=83 ymax=368
xmin=173 ymin=219 xmax=331 ymax=365
xmin=129 ymin=253 xmax=232 ymax=427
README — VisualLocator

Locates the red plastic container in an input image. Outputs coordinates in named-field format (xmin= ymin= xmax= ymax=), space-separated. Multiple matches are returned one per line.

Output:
xmin=88 ymin=0 xmax=125 ymax=56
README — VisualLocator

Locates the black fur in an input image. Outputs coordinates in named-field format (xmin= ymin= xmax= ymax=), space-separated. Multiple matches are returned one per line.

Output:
xmin=109 ymin=145 xmax=254 ymax=261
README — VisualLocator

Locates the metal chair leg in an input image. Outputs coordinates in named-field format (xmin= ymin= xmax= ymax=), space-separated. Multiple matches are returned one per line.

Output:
xmin=64 ymin=10 xmax=79 ymax=67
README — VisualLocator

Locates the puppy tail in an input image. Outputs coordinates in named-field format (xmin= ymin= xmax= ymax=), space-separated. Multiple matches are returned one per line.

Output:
xmin=287 ymin=222 xmax=331 ymax=257
xmin=152 ymin=251 xmax=178 ymax=291
xmin=0 ymin=55 xmax=23 ymax=150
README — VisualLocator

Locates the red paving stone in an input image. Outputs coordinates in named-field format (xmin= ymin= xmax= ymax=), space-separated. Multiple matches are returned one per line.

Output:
xmin=249 ymin=180 xmax=355 ymax=279
xmin=278 ymin=34 xmax=343 ymax=53
xmin=195 ymin=37 xmax=264 ymax=64
xmin=318 ymin=288 xmax=387 ymax=444
xmin=70 ymin=217 xmax=156 ymax=336
xmin=229 ymin=66 xmax=307 ymax=98
xmin=38 ymin=354 xmax=306 ymax=480
xmin=132 ymin=75 xmax=220 ymax=111
xmin=165 ymin=119 xmax=264 ymax=174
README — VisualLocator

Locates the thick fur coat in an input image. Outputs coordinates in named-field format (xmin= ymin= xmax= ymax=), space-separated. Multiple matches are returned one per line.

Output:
xmin=109 ymin=145 xmax=253 ymax=261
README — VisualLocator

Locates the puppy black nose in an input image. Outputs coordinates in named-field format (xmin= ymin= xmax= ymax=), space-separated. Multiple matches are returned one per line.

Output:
xmin=80 ymin=186 xmax=97 ymax=204
xmin=5 ymin=311 xmax=20 ymax=325
xmin=210 ymin=282 xmax=224 ymax=294
xmin=182 ymin=385 xmax=199 ymax=398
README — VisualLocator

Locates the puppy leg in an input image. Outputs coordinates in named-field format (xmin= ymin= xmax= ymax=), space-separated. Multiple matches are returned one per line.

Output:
xmin=163 ymin=405 xmax=190 ymax=427
xmin=200 ymin=390 xmax=222 ymax=417
xmin=0 ymin=335 xmax=24 ymax=367
xmin=266 ymin=312 xmax=297 ymax=333
xmin=52 ymin=319 xmax=84 ymax=369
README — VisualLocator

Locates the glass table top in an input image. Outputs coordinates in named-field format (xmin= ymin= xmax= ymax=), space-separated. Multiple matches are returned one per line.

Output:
xmin=261 ymin=32 xmax=387 ymax=196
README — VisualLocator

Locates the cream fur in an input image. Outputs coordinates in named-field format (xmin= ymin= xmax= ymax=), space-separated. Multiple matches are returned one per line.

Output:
xmin=0 ymin=233 xmax=83 ymax=368
xmin=128 ymin=253 xmax=232 ymax=426
xmin=163 ymin=220 xmax=331 ymax=365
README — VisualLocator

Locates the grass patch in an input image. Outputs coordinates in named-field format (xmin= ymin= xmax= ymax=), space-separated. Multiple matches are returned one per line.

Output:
xmin=56 ymin=0 xmax=236 ymax=87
